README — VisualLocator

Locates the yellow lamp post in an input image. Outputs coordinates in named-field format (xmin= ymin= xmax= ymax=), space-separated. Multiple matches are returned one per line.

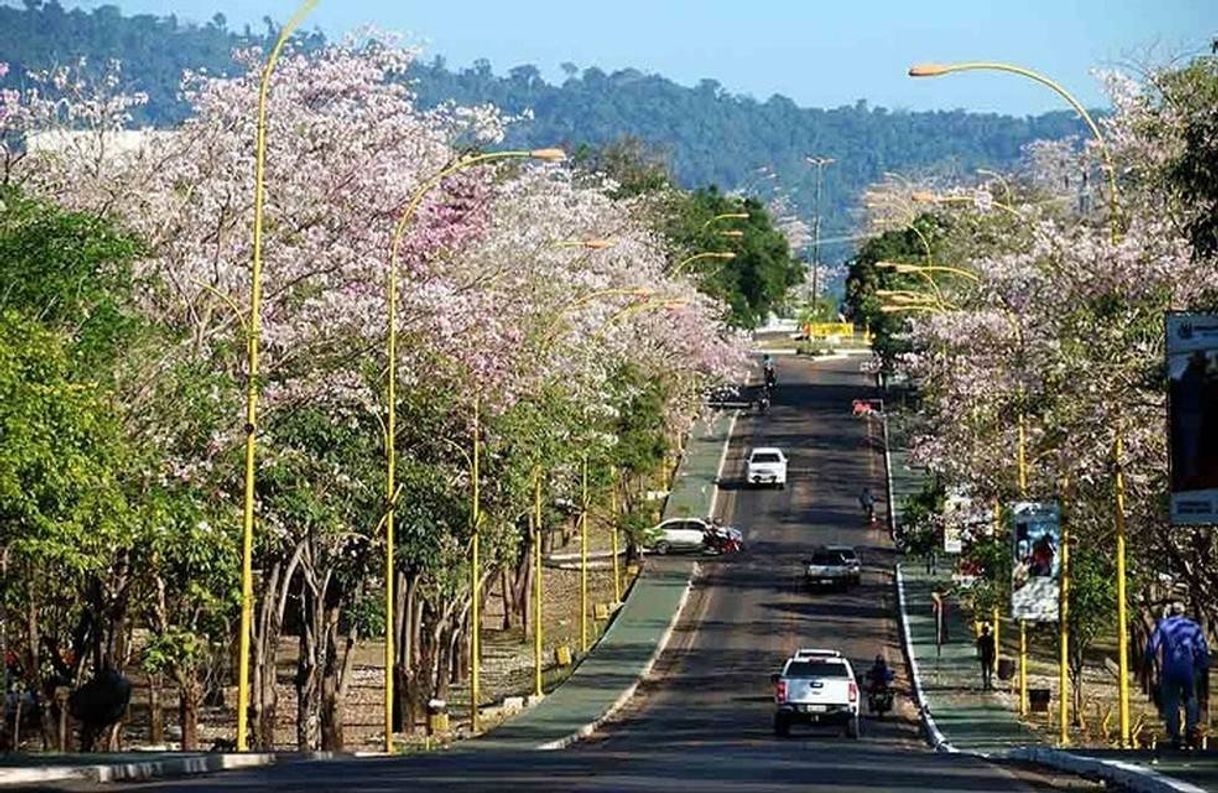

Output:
xmin=909 ymin=62 xmax=1119 ymax=243
xmin=551 ymin=238 xmax=617 ymax=250
xmin=523 ymin=277 xmax=661 ymax=699
xmin=532 ymin=467 xmax=544 ymax=699
xmin=610 ymin=468 xmax=622 ymax=604
xmin=470 ymin=394 xmax=482 ymax=733
xmin=580 ymin=454 xmax=590 ymax=653
xmin=235 ymin=0 xmax=317 ymax=752
xmin=671 ymin=251 xmax=736 ymax=277
xmin=1059 ymin=475 xmax=1071 ymax=746
xmin=911 ymin=190 xmax=1022 ymax=219
xmin=876 ymin=261 xmax=980 ymax=282
xmin=910 ymin=58 xmax=1127 ymax=745
xmin=571 ymin=296 xmax=687 ymax=656
xmin=702 ymin=212 xmax=750 ymax=230
xmin=383 ymin=146 xmax=565 ymax=749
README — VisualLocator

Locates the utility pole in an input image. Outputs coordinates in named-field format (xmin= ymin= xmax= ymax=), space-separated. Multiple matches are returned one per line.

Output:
xmin=806 ymin=156 xmax=835 ymax=312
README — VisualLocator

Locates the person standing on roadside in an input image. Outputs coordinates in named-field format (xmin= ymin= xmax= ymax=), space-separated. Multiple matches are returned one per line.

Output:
xmin=1146 ymin=601 xmax=1210 ymax=749
xmin=976 ymin=623 xmax=996 ymax=691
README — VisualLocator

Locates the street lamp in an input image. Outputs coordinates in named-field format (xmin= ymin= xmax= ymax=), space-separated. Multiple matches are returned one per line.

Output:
xmin=910 ymin=58 xmax=1128 ymax=746
xmin=235 ymin=0 xmax=317 ymax=753
xmin=875 ymin=261 xmax=981 ymax=282
xmin=384 ymin=145 xmax=565 ymax=746
xmin=671 ymin=251 xmax=736 ymax=277
xmin=911 ymin=190 xmax=1022 ymax=219
xmin=702 ymin=212 xmax=750 ymax=230
xmin=551 ymin=238 xmax=617 ymax=250
xmin=907 ymin=62 xmax=1119 ymax=242
xmin=806 ymin=156 xmax=836 ymax=305
xmin=525 ymin=280 xmax=661 ymax=699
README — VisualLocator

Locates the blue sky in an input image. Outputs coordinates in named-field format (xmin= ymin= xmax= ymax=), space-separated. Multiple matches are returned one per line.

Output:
xmin=61 ymin=0 xmax=1216 ymax=115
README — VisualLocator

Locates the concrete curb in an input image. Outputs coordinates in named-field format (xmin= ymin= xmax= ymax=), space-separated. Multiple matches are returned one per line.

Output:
xmin=1004 ymin=747 xmax=1209 ymax=793
xmin=879 ymin=399 xmax=897 ymax=544
xmin=893 ymin=563 xmax=956 ymax=753
xmin=0 ymin=752 xmax=337 ymax=787
xmin=707 ymin=412 xmax=738 ymax=520
xmin=536 ymin=564 xmax=698 ymax=751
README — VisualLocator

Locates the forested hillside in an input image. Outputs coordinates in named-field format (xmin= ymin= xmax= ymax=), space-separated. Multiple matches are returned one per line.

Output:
xmin=0 ymin=1 xmax=1089 ymax=253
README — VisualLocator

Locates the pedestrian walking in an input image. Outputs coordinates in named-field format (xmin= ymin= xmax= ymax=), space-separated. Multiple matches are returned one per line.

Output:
xmin=976 ymin=624 xmax=996 ymax=690
xmin=1146 ymin=601 xmax=1210 ymax=749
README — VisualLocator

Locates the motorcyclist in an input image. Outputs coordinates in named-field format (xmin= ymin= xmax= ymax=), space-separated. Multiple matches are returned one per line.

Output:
xmin=859 ymin=487 xmax=877 ymax=523
xmin=865 ymin=655 xmax=894 ymax=693
xmin=762 ymin=355 xmax=776 ymax=388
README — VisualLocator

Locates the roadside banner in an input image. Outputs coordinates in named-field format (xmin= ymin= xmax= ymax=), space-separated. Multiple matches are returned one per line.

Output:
xmin=1010 ymin=501 xmax=1061 ymax=622
xmin=942 ymin=491 xmax=967 ymax=553
xmin=1167 ymin=313 xmax=1218 ymax=526
xmin=943 ymin=487 xmax=990 ymax=553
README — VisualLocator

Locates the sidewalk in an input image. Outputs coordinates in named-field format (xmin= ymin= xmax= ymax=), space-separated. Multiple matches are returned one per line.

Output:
xmin=884 ymin=408 xmax=1218 ymax=790
xmin=902 ymin=562 xmax=1040 ymax=753
xmin=475 ymin=409 xmax=735 ymax=750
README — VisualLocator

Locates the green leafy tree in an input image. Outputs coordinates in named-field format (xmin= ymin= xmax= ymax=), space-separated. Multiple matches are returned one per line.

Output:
xmin=662 ymin=187 xmax=804 ymax=327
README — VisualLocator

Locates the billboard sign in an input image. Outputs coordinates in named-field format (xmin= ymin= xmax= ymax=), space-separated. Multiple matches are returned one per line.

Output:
xmin=1167 ymin=313 xmax=1218 ymax=526
xmin=1011 ymin=501 xmax=1061 ymax=622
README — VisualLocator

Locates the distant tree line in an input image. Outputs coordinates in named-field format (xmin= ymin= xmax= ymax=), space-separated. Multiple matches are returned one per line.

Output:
xmin=0 ymin=0 xmax=1090 ymax=262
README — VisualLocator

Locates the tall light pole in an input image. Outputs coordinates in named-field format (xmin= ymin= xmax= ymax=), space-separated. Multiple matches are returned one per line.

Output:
xmin=806 ymin=156 xmax=835 ymax=310
xmin=235 ymin=0 xmax=317 ymax=752
xmin=908 ymin=59 xmax=1127 ymax=745
xmin=384 ymin=146 xmax=564 ymax=750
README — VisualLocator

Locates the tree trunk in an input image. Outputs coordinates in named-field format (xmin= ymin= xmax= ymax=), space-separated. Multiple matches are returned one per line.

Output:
xmin=320 ymin=616 xmax=355 ymax=752
xmin=295 ymin=617 xmax=321 ymax=751
xmin=178 ymin=673 xmax=201 ymax=751
xmin=252 ymin=559 xmax=281 ymax=751
xmin=148 ymin=672 xmax=164 ymax=745
xmin=500 ymin=569 xmax=512 ymax=631
xmin=515 ymin=550 xmax=531 ymax=633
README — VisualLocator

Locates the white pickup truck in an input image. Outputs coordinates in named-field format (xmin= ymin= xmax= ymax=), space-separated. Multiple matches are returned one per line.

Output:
xmin=746 ymin=447 xmax=788 ymax=488
xmin=803 ymin=546 xmax=859 ymax=590
xmin=771 ymin=649 xmax=860 ymax=738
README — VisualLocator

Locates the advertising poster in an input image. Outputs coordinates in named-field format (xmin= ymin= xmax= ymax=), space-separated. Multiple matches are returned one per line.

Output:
xmin=1011 ymin=501 xmax=1061 ymax=622
xmin=1167 ymin=313 xmax=1218 ymax=526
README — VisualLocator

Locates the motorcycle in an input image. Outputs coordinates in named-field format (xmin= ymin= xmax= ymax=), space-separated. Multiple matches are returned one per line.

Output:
xmin=702 ymin=523 xmax=745 ymax=555
xmin=867 ymin=684 xmax=894 ymax=718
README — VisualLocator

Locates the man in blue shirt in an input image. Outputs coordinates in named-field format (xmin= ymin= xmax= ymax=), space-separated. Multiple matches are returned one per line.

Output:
xmin=1145 ymin=601 xmax=1210 ymax=749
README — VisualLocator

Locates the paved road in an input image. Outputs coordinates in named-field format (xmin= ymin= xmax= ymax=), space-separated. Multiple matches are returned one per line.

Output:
xmin=74 ymin=357 xmax=1089 ymax=791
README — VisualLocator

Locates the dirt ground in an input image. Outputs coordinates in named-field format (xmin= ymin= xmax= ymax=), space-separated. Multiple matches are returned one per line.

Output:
xmin=15 ymin=526 xmax=632 ymax=753
xmin=982 ymin=623 xmax=1218 ymax=748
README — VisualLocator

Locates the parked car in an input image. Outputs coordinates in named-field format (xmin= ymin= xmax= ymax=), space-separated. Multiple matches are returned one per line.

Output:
xmin=746 ymin=447 xmax=788 ymax=488
xmin=772 ymin=649 xmax=861 ymax=738
xmin=645 ymin=517 xmax=744 ymax=555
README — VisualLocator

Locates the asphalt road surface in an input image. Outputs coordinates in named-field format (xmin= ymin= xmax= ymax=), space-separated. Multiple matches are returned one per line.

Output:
xmin=75 ymin=357 xmax=1094 ymax=792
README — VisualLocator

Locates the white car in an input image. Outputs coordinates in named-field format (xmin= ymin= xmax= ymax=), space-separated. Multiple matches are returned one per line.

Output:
xmin=646 ymin=517 xmax=712 ymax=555
xmin=746 ymin=447 xmax=788 ymax=488
xmin=772 ymin=651 xmax=860 ymax=738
